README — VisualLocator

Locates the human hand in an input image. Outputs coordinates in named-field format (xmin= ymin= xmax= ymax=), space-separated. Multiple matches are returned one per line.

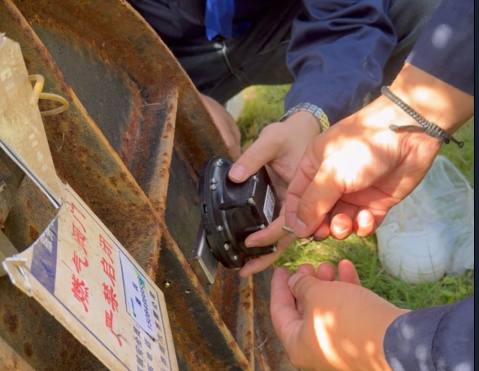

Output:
xmin=270 ymin=260 xmax=408 ymax=371
xmin=227 ymin=112 xmax=321 ymax=277
xmin=285 ymin=94 xmax=442 ymax=240
xmin=284 ymin=64 xmax=473 ymax=240
xmin=200 ymin=94 xmax=242 ymax=160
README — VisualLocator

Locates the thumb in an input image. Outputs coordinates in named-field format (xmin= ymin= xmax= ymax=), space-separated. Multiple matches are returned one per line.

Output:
xmin=228 ymin=132 xmax=280 ymax=183
xmin=288 ymin=272 xmax=322 ymax=303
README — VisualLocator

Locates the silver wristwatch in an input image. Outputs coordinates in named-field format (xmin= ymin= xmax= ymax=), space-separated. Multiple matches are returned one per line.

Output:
xmin=280 ymin=103 xmax=330 ymax=132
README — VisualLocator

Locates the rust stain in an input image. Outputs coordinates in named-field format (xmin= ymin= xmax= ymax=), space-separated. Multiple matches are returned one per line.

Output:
xmin=28 ymin=225 xmax=39 ymax=242
xmin=3 ymin=312 xmax=18 ymax=333
xmin=22 ymin=342 xmax=33 ymax=358
xmin=108 ymin=176 xmax=117 ymax=187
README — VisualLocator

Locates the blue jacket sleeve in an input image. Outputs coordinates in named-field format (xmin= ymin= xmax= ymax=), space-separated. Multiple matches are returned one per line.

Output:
xmin=284 ymin=0 xmax=396 ymax=124
xmin=406 ymin=0 xmax=473 ymax=96
xmin=383 ymin=296 xmax=474 ymax=371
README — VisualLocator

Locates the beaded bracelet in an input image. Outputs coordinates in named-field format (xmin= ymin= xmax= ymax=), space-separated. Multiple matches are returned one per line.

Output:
xmin=381 ymin=86 xmax=464 ymax=148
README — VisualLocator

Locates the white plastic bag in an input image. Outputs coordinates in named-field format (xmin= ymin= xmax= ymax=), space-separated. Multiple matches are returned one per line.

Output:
xmin=376 ymin=155 xmax=474 ymax=283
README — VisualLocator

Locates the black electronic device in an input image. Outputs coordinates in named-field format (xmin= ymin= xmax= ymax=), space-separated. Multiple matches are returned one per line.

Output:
xmin=189 ymin=156 xmax=281 ymax=285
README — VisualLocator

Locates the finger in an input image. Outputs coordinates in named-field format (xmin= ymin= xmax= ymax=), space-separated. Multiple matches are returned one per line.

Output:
xmin=328 ymin=202 xmax=378 ymax=238
xmin=295 ymin=264 xmax=316 ymax=315
xmin=337 ymin=260 xmax=361 ymax=286
xmin=312 ymin=220 xmax=331 ymax=241
xmin=239 ymin=234 xmax=296 ymax=277
xmin=288 ymin=273 xmax=321 ymax=305
xmin=244 ymin=215 xmax=289 ymax=248
xmin=353 ymin=209 xmax=377 ymax=237
xmin=270 ymin=267 xmax=302 ymax=346
xmin=329 ymin=213 xmax=353 ymax=240
xmin=296 ymin=264 xmax=316 ymax=277
xmin=228 ymin=132 xmax=280 ymax=183
xmin=316 ymin=262 xmax=336 ymax=281
xmin=286 ymin=161 xmax=343 ymax=238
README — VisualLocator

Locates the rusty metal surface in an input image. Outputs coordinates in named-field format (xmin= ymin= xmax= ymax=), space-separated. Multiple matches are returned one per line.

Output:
xmin=0 ymin=336 xmax=35 ymax=371
xmin=0 ymin=0 xmax=296 ymax=369
xmin=1 ymin=177 xmax=107 ymax=371
xmin=0 ymin=151 xmax=25 ymax=229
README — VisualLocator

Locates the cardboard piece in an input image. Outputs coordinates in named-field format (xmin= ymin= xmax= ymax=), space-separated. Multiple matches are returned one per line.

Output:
xmin=1 ymin=35 xmax=178 ymax=371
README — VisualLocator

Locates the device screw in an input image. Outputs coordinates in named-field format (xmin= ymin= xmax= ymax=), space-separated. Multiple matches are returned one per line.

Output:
xmin=210 ymin=184 xmax=217 ymax=191
xmin=224 ymin=243 xmax=230 ymax=251
xmin=270 ymin=246 xmax=277 ymax=253
xmin=163 ymin=281 xmax=171 ymax=288
xmin=210 ymin=178 xmax=217 ymax=184
xmin=216 ymin=225 xmax=224 ymax=231
xmin=247 ymin=198 xmax=255 ymax=205
xmin=259 ymin=224 xmax=266 ymax=229
xmin=216 ymin=159 xmax=223 ymax=167
xmin=232 ymin=255 xmax=238 ymax=261
xmin=252 ymin=175 xmax=258 ymax=181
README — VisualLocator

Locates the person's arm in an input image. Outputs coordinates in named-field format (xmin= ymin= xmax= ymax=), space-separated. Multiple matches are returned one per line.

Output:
xmin=232 ymin=0 xmax=474 ymax=276
xmin=285 ymin=0 xmax=395 ymax=124
xmin=286 ymin=0 xmax=474 ymax=239
xmin=270 ymin=260 xmax=408 ymax=371
xmin=270 ymin=261 xmax=474 ymax=371
xmin=384 ymin=296 xmax=474 ymax=371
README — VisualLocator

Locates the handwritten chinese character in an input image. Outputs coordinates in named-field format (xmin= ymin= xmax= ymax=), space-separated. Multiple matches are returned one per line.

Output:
xmin=161 ymin=356 xmax=168 ymax=366
xmin=135 ymin=344 xmax=143 ymax=357
xmin=144 ymin=337 xmax=152 ymax=350
xmin=158 ymin=343 xmax=165 ymax=355
xmin=102 ymin=283 xmax=119 ymax=312
xmin=136 ymin=355 xmax=144 ymax=368
xmin=101 ymin=257 xmax=116 ymax=286
xmin=69 ymin=201 xmax=86 ymax=232
xmin=71 ymin=274 xmax=89 ymax=312
xmin=105 ymin=310 xmax=122 ymax=346
xmin=72 ymin=224 xmax=87 ymax=254
xmin=133 ymin=326 xmax=141 ymax=337
xmin=72 ymin=251 xmax=89 ymax=274
xmin=99 ymin=234 xmax=114 ymax=262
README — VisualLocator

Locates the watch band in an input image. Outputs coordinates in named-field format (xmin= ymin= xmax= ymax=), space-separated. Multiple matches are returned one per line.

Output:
xmin=280 ymin=103 xmax=330 ymax=132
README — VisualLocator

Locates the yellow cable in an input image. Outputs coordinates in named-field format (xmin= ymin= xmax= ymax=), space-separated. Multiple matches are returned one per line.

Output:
xmin=28 ymin=74 xmax=69 ymax=116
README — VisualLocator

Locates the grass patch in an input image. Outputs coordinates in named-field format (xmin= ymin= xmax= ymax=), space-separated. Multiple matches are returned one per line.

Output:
xmin=237 ymin=85 xmax=474 ymax=310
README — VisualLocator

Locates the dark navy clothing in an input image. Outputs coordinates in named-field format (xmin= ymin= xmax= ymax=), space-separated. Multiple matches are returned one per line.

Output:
xmin=385 ymin=2 xmax=474 ymax=365
xmin=384 ymin=296 xmax=474 ymax=371
xmin=128 ymin=0 xmax=440 ymax=123
xmin=128 ymin=1 xmax=474 ymax=369
xmin=406 ymin=0 xmax=474 ymax=96
xmin=284 ymin=0 xmax=396 ymax=123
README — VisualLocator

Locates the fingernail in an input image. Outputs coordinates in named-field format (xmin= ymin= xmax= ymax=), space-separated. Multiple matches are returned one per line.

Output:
xmin=358 ymin=211 xmax=373 ymax=226
xmin=293 ymin=217 xmax=308 ymax=235
xmin=229 ymin=165 xmax=247 ymax=182
xmin=245 ymin=240 xmax=258 ymax=248
xmin=288 ymin=271 xmax=306 ymax=290
xmin=333 ymin=221 xmax=349 ymax=234
xmin=295 ymin=217 xmax=307 ymax=228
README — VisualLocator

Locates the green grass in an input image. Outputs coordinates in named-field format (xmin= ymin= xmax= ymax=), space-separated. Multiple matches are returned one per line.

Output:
xmin=237 ymin=85 xmax=474 ymax=310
